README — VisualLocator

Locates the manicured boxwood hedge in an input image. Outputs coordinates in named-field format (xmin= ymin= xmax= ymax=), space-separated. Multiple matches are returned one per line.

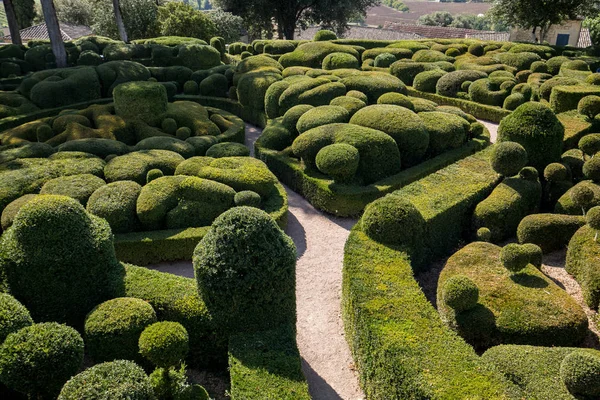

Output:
xmin=342 ymin=149 xmax=518 ymax=399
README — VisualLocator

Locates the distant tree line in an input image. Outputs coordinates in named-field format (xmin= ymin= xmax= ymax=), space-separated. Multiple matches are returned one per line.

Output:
xmin=380 ymin=0 xmax=408 ymax=12
xmin=418 ymin=11 xmax=508 ymax=32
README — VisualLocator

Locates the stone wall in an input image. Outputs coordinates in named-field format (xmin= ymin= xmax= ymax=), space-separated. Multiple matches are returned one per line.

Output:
xmin=510 ymin=20 xmax=582 ymax=47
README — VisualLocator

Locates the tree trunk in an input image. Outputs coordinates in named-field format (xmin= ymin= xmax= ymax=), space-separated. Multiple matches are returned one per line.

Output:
xmin=280 ymin=15 xmax=295 ymax=40
xmin=113 ymin=0 xmax=128 ymax=43
xmin=3 ymin=0 xmax=22 ymax=45
xmin=531 ymin=26 xmax=538 ymax=43
xmin=40 ymin=0 xmax=67 ymax=68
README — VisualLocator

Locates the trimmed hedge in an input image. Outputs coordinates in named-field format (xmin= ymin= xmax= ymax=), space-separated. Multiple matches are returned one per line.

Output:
xmin=550 ymin=85 xmax=600 ymax=114
xmin=517 ymin=213 xmax=585 ymax=253
xmin=566 ymin=224 xmax=600 ymax=309
xmin=0 ymin=293 xmax=32 ymax=343
xmin=437 ymin=241 xmax=587 ymax=349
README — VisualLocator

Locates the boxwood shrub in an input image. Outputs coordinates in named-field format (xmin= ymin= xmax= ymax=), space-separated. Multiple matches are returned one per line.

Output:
xmin=0 ymin=293 xmax=32 ymax=343
xmin=517 ymin=213 xmax=585 ymax=253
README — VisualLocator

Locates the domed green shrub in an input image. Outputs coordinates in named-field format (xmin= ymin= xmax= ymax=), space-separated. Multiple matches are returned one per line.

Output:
xmin=183 ymin=80 xmax=199 ymax=95
xmin=413 ymin=69 xmax=447 ymax=93
xmin=419 ymin=111 xmax=468 ymax=156
xmin=374 ymin=53 xmax=396 ymax=68
xmin=494 ymin=52 xmax=541 ymax=71
xmin=315 ymin=143 xmax=360 ymax=182
xmin=205 ymin=142 xmax=250 ymax=158
xmin=346 ymin=90 xmax=368 ymax=103
xmin=138 ymin=321 xmax=189 ymax=368
xmin=361 ymin=195 xmax=425 ymax=253
xmin=500 ymin=243 xmax=530 ymax=273
xmin=296 ymin=105 xmax=350 ymax=134
xmin=1 ymin=194 xmax=39 ymax=230
xmin=264 ymin=80 xmax=290 ymax=119
xmin=517 ymin=213 xmax=585 ymax=253
xmin=584 ymin=157 xmax=600 ymax=182
xmin=329 ymin=95 xmax=366 ymax=116
xmin=176 ymin=127 xmax=191 ymax=140
xmin=0 ymin=196 xmax=123 ymax=325
xmin=413 ymin=49 xmax=453 ymax=63
xmin=539 ymin=77 xmax=580 ymax=101
xmin=234 ymin=190 xmax=261 ymax=208
xmin=58 ymin=360 xmax=154 ymax=400
xmin=39 ymin=173 xmax=106 ymax=206
xmin=57 ymin=138 xmax=130 ymax=158
xmin=279 ymin=42 xmax=358 ymax=69
xmin=199 ymin=74 xmax=229 ymax=98
xmin=105 ymin=150 xmax=184 ymax=185
xmin=503 ymin=93 xmax=527 ymax=110
xmin=376 ymin=92 xmax=414 ymax=110
xmin=0 ymin=293 xmax=32 ymax=343
xmin=468 ymin=78 xmax=510 ymax=107
xmin=86 ymin=181 xmax=142 ymax=233
xmin=114 ymin=81 xmax=168 ymax=126
xmin=322 ymin=52 xmax=359 ymax=70
xmin=194 ymin=207 xmax=296 ymax=333
xmin=578 ymin=95 xmax=600 ymax=120
xmin=560 ymin=351 xmax=600 ymax=397
xmin=340 ymin=72 xmax=406 ymax=104
xmin=350 ymin=104 xmax=428 ymax=166
xmin=146 ymin=168 xmax=164 ymax=183
xmin=186 ymin=136 xmax=218 ymax=156
xmin=442 ymin=275 xmax=479 ymax=312
xmin=569 ymin=183 xmax=597 ymax=214
xmin=587 ymin=206 xmax=600 ymax=236
xmin=134 ymin=137 xmax=196 ymax=159
xmin=84 ymin=297 xmax=156 ymax=363
xmin=161 ymin=117 xmax=178 ymax=135
xmin=0 ymin=322 xmax=84 ymax=398
xmin=497 ymin=102 xmax=564 ymax=172
xmin=490 ymin=141 xmax=528 ymax=177
xmin=436 ymin=70 xmax=487 ymax=98
xmin=477 ymin=227 xmax=492 ymax=242
xmin=314 ymin=30 xmax=337 ymax=41
xmin=522 ymin=242 xmax=543 ymax=268
xmin=390 ymin=61 xmax=435 ymax=86
xmin=281 ymin=104 xmax=314 ymax=134
xmin=468 ymin=44 xmax=484 ymax=56
xmin=579 ymin=134 xmax=600 ymax=157
xmin=544 ymin=163 xmax=569 ymax=182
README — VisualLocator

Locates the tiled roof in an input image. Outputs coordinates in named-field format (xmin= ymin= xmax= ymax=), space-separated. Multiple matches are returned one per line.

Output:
xmin=385 ymin=23 xmax=497 ymax=40
xmin=6 ymin=23 xmax=92 ymax=42
xmin=296 ymin=26 xmax=422 ymax=41
xmin=578 ymin=28 xmax=592 ymax=48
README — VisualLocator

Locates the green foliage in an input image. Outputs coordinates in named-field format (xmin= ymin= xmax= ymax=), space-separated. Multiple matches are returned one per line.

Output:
xmin=477 ymin=227 xmax=492 ymax=242
xmin=205 ymin=142 xmax=249 ymax=158
xmin=87 ymin=180 xmax=142 ymax=233
xmin=584 ymin=156 xmax=600 ymax=182
xmin=373 ymin=52 xmax=397 ymax=68
xmin=551 ymin=85 xmax=600 ymax=115
xmin=468 ymin=78 xmax=511 ymax=107
xmin=561 ymin=350 xmax=600 ymax=397
xmin=436 ymin=70 xmax=488 ymax=98
xmin=134 ymin=137 xmax=196 ymax=159
xmin=91 ymin=0 xmax=160 ymax=40
xmin=314 ymin=30 xmax=337 ymax=41
xmin=497 ymin=102 xmax=564 ymax=172
xmin=517 ymin=213 xmax=585 ymax=253
xmin=278 ymin=42 xmax=359 ymax=69
xmin=566 ymin=224 xmax=600 ymax=308
xmin=578 ymin=95 xmax=600 ymax=120
xmin=0 ymin=322 xmax=84 ymax=398
xmin=341 ymin=71 xmax=406 ymax=104
xmin=442 ymin=275 xmax=479 ymax=312
xmin=413 ymin=69 xmax=447 ymax=93
xmin=114 ymin=81 xmax=168 ymax=126
xmin=579 ymin=133 xmax=600 ymax=156
xmin=58 ymin=360 xmax=154 ymax=400
xmin=315 ymin=143 xmax=360 ymax=182
xmin=199 ymin=74 xmax=229 ymax=97
xmin=139 ymin=321 xmax=189 ymax=368
xmin=0 ymin=293 xmax=32 ymax=344
xmin=146 ymin=168 xmax=164 ymax=183
xmin=587 ymin=205 xmax=600 ymax=231
xmin=39 ymin=173 xmax=106 ymax=206
xmin=419 ymin=111 xmax=468 ymax=156
xmin=0 ymin=196 xmax=124 ymax=326
xmin=503 ymin=92 xmax=527 ymax=110
xmin=321 ymin=52 xmax=359 ymax=70
xmin=329 ymin=95 xmax=366 ymax=116
xmin=234 ymin=190 xmax=261 ymax=208
xmin=157 ymin=2 xmax=216 ymax=41
xmin=296 ymin=105 xmax=349 ymax=134
xmin=489 ymin=141 xmax=528 ymax=176
xmin=194 ymin=207 xmax=296 ymax=334
xmin=500 ymin=243 xmax=530 ymax=273
xmin=26 ymin=67 xmax=102 ymax=109
xmin=84 ymin=297 xmax=157 ymax=363
xmin=104 ymin=150 xmax=184 ymax=185
xmin=390 ymin=60 xmax=436 ymax=86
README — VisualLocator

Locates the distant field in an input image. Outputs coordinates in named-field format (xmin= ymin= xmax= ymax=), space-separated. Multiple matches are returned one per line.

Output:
xmin=366 ymin=1 xmax=492 ymax=26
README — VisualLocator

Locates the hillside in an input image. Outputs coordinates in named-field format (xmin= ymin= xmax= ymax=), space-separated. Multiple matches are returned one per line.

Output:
xmin=366 ymin=1 xmax=492 ymax=27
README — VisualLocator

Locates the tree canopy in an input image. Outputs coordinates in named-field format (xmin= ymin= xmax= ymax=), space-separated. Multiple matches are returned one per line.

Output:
xmin=490 ymin=0 xmax=599 ymax=42
xmin=214 ymin=0 xmax=379 ymax=39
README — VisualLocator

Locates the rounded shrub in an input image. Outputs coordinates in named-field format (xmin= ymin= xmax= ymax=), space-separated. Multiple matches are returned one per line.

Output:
xmin=522 ymin=243 xmax=543 ymax=268
xmin=500 ymin=243 xmax=530 ymax=273
xmin=322 ymin=52 xmax=359 ymax=70
xmin=376 ymin=92 xmax=414 ymax=110
xmin=497 ymin=102 xmax=564 ymax=172
xmin=442 ymin=275 xmax=479 ymax=312
xmin=346 ymin=90 xmax=368 ymax=103
xmin=362 ymin=195 xmax=425 ymax=250
xmin=36 ymin=123 xmax=54 ymax=142
xmin=0 ymin=322 xmax=84 ymax=398
xmin=205 ymin=142 xmax=250 ymax=158
xmin=146 ymin=168 xmax=164 ymax=183
xmin=436 ymin=70 xmax=487 ymax=97
xmin=40 ymin=173 xmax=106 ymax=206
xmin=315 ymin=143 xmax=360 ymax=182
xmin=503 ymin=93 xmax=527 ymax=111
xmin=234 ymin=190 xmax=261 ymax=208
xmin=330 ymin=95 xmax=366 ymax=115
xmin=560 ymin=351 xmax=600 ymax=397
xmin=468 ymin=44 xmax=484 ymax=56
xmin=138 ymin=321 xmax=189 ymax=368
xmin=461 ymin=81 xmax=472 ymax=92
xmin=578 ymin=95 xmax=600 ymax=120
xmin=419 ymin=111 xmax=468 ymax=156
xmin=161 ymin=117 xmax=178 ymax=135
xmin=477 ymin=227 xmax=492 ymax=242
xmin=86 ymin=181 xmax=142 ymax=233
xmin=0 ymin=196 xmax=123 ymax=325
xmin=340 ymin=72 xmax=406 ymax=104
xmin=413 ymin=69 xmax=447 ymax=93
xmin=176 ymin=126 xmax=192 ymax=141
xmin=282 ymin=104 xmax=314 ymax=134
xmin=58 ymin=360 xmax=154 ymax=400
xmin=114 ymin=81 xmax=168 ymax=126
xmin=544 ymin=163 xmax=569 ymax=182
xmin=490 ymin=141 xmax=528 ymax=177
xmin=571 ymin=184 xmax=596 ymax=213
xmin=199 ymin=73 xmax=229 ymax=97
xmin=587 ymin=206 xmax=600 ymax=232
xmin=314 ymin=30 xmax=337 ymax=41
xmin=579 ymin=134 xmax=600 ymax=157
xmin=0 ymin=293 xmax=32 ymax=343
xmin=584 ymin=157 xmax=600 ymax=182
xmin=296 ymin=105 xmax=350 ymax=134
xmin=84 ymin=297 xmax=157 ymax=363
xmin=183 ymin=80 xmax=199 ymax=95
xmin=193 ymin=207 xmax=297 ymax=333
xmin=374 ymin=53 xmax=397 ymax=68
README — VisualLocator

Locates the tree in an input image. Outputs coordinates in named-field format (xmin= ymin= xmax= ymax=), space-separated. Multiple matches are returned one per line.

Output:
xmin=39 ymin=0 xmax=67 ymax=67
xmin=113 ymin=0 xmax=128 ymax=42
xmin=54 ymin=0 xmax=93 ymax=25
xmin=205 ymin=8 xmax=244 ymax=43
xmin=418 ymin=11 xmax=453 ymax=26
xmin=157 ymin=2 xmax=216 ymax=40
xmin=585 ymin=16 xmax=600 ymax=46
xmin=14 ymin=0 xmax=36 ymax=28
xmin=214 ymin=0 xmax=379 ymax=39
xmin=91 ymin=0 xmax=161 ymax=40
xmin=4 ymin=0 xmax=22 ymax=44
xmin=490 ymin=0 xmax=599 ymax=43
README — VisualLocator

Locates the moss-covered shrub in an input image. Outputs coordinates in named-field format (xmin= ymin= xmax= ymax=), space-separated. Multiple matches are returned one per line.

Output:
xmin=134 ymin=137 xmax=196 ymax=159
xmin=194 ymin=207 xmax=296 ymax=333
xmin=584 ymin=156 xmax=600 ymax=182
xmin=199 ymin=74 xmax=229 ymax=97
xmin=560 ymin=351 xmax=600 ymax=397
xmin=340 ymin=72 xmax=406 ymax=104
xmin=490 ymin=141 xmax=528 ymax=177
xmin=27 ymin=67 xmax=102 ymax=109
xmin=345 ymin=90 xmax=368 ymax=103
xmin=84 ymin=297 xmax=156 ymax=363
xmin=234 ymin=190 xmax=261 ymax=208
xmin=517 ymin=213 xmax=585 ymax=253
xmin=500 ymin=243 xmax=530 ymax=273
xmin=350 ymin=104 xmax=428 ymax=166
xmin=578 ymin=95 xmax=600 ymax=120
xmin=375 ymin=92 xmax=414 ymax=110
xmin=205 ymin=142 xmax=250 ymax=158
xmin=389 ymin=61 xmax=436 ymax=86
xmin=296 ymin=105 xmax=350 ymax=134
xmin=39 ymin=173 xmax=106 ymax=206
xmin=314 ymin=30 xmax=337 ymax=41
xmin=373 ymin=53 xmax=396 ymax=68
xmin=315 ymin=143 xmax=360 ymax=182
xmin=0 ymin=322 xmax=84 ymax=398
xmin=57 ymin=138 xmax=130 ymax=158
xmin=468 ymin=44 xmax=484 ymax=56
xmin=497 ymin=102 xmax=564 ymax=172
xmin=138 ymin=321 xmax=189 ymax=368
xmin=322 ymin=52 xmax=359 ymax=70
xmin=413 ymin=69 xmax=447 ymax=93
xmin=442 ymin=275 xmax=479 ymax=312
xmin=468 ymin=78 xmax=510 ymax=107
xmin=436 ymin=70 xmax=487 ymax=97
xmin=329 ymin=95 xmax=366 ymax=116
xmin=104 ymin=150 xmax=184 ymax=185
xmin=0 ymin=293 xmax=32 ymax=343
xmin=279 ymin=42 xmax=358 ymax=69
xmin=419 ymin=111 xmax=468 ymax=156
xmin=86 ymin=180 xmax=142 ymax=233
xmin=113 ymin=81 xmax=168 ymax=126
xmin=494 ymin=52 xmax=541 ymax=71
xmin=0 ymin=196 xmax=123 ymax=325
xmin=58 ymin=360 xmax=154 ymax=400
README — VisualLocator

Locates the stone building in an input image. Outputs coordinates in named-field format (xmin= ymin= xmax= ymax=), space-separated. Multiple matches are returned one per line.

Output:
xmin=509 ymin=19 xmax=584 ymax=47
